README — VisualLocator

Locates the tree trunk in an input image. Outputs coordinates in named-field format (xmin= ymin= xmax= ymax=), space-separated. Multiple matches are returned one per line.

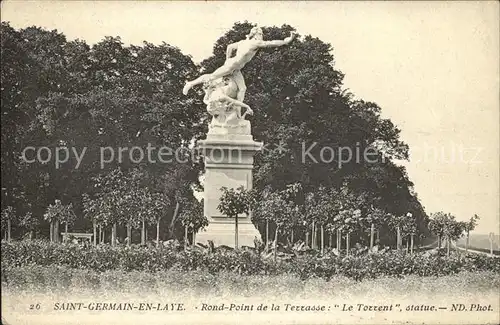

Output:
xmin=184 ymin=224 xmax=188 ymax=251
xmin=376 ymin=229 xmax=380 ymax=243
xmin=101 ymin=228 xmax=105 ymax=244
xmin=274 ymin=226 xmax=279 ymax=262
xmin=312 ymin=221 xmax=316 ymax=249
xmin=65 ymin=222 xmax=69 ymax=237
xmin=437 ymin=235 xmax=441 ymax=249
xmin=346 ymin=232 xmax=350 ymax=255
xmin=49 ymin=220 xmax=54 ymax=242
xmin=396 ymin=226 xmax=402 ymax=250
xmin=410 ymin=233 xmax=414 ymax=254
xmin=168 ymin=201 xmax=180 ymax=239
xmin=7 ymin=219 xmax=11 ymax=242
xmin=266 ymin=219 xmax=269 ymax=248
xmin=111 ymin=223 xmax=117 ymax=246
xmin=193 ymin=232 xmax=196 ymax=247
xmin=465 ymin=230 xmax=469 ymax=253
xmin=446 ymin=236 xmax=450 ymax=256
xmin=290 ymin=229 xmax=294 ymax=245
xmin=406 ymin=238 xmax=409 ymax=253
xmin=92 ymin=220 xmax=97 ymax=246
xmin=127 ymin=222 xmax=132 ymax=246
xmin=234 ymin=215 xmax=239 ymax=249
xmin=53 ymin=221 xmax=57 ymax=243
xmin=449 ymin=237 xmax=452 ymax=256
xmin=156 ymin=219 xmax=160 ymax=248
xmin=141 ymin=218 xmax=146 ymax=245
xmin=336 ymin=229 xmax=341 ymax=251
xmin=29 ymin=230 xmax=33 ymax=240
xmin=54 ymin=220 xmax=60 ymax=243
xmin=320 ymin=224 xmax=324 ymax=255
xmin=305 ymin=230 xmax=310 ymax=248
xmin=315 ymin=226 xmax=318 ymax=249
xmin=329 ymin=232 xmax=333 ymax=248
xmin=370 ymin=223 xmax=375 ymax=250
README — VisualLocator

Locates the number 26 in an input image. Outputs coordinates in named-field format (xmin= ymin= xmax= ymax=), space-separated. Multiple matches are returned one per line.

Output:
xmin=29 ymin=304 xmax=40 ymax=310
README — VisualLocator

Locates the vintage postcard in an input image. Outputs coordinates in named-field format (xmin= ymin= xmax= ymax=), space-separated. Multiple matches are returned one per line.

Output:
xmin=1 ymin=1 xmax=499 ymax=324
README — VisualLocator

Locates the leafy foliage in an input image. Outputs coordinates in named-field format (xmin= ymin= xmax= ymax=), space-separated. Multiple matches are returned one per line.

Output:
xmin=177 ymin=198 xmax=208 ymax=234
xmin=464 ymin=214 xmax=480 ymax=233
xmin=2 ymin=240 xmax=499 ymax=281
xmin=218 ymin=186 xmax=253 ymax=218
xmin=1 ymin=206 xmax=16 ymax=225
xmin=390 ymin=212 xmax=417 ymax=237
xmin=253 ymin=183 xmax=302 ymax=236
xmin=429 ymin=212 xmax=466 ymax=242
xmin=18 ymin=212 xmax=40 ymax=236
xmin=83 ymin=167 xmax=171 ymax=236
xmin=43 ymin=200 xmax=76 ymax=225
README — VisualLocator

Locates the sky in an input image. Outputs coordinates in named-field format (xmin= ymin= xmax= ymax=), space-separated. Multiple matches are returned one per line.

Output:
xmin=2 ymin=1 xmax=499 ymax=234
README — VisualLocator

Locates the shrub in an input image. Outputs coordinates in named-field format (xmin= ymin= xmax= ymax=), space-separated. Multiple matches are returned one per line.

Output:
xmin=1 ymin=240 xmax=499 ymax=282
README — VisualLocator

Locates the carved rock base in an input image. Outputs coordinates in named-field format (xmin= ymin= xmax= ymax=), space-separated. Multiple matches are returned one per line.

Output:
xmin=208 ymin=119 xmax=251 ymax=136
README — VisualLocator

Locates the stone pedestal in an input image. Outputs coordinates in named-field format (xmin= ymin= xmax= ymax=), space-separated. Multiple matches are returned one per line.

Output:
xmin=196 ymin=120 xmax=262 ymax=248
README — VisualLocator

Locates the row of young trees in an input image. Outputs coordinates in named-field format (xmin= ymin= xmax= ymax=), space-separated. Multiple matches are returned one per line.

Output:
xmin=428 ymin=212 xmax=480 ymax=255
xmin=219 ymin=184 xmax=421 ymax=253
xmin=2 ymin=188 xmax=482 ymax=259
xmin=218 ymin=185 xmax=482 ymax=256
xmin=2 ymin=201 xmax=74 ymax=242
xmin=1 ymin=167 xmax=207 ymax=246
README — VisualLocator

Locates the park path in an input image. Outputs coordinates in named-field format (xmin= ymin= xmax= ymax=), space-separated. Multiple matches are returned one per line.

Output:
xmin=419 ymin=239 xmax=499 ymax=258
xmin=452 ymin=241 xmax=499 ymax=258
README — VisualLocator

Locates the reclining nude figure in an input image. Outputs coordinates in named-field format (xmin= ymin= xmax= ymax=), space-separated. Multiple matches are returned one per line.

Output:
xmin=182 ymin=27 xmax=296 ymax=102
xmin=203 ymin=73 xmax=253 ymax=125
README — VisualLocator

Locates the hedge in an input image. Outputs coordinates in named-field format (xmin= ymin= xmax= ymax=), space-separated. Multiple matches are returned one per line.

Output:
xmin=2 ymin=240 xmax=499 ymax=281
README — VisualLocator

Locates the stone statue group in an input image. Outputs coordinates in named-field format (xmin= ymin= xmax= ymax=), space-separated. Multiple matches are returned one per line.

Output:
xmin=182 ymin=26 xmax=296 ymax=128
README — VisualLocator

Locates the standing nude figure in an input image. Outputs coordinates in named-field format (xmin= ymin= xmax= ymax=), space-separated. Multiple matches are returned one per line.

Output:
xmin=182 ymin=27 xmax=296 ymax=102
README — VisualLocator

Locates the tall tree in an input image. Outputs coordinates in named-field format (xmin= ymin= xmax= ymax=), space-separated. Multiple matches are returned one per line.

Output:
xmin=2 ymin=24 xmax=205 ymax=238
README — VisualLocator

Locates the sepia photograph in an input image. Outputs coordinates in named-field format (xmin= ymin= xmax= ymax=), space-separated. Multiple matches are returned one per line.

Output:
xmin=1 ymin=1 xmax=499 ymax=324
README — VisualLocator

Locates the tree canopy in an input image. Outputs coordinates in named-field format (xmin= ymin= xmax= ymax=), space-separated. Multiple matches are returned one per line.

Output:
xmin=1 ymin=22 xmax=204 ymax=239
